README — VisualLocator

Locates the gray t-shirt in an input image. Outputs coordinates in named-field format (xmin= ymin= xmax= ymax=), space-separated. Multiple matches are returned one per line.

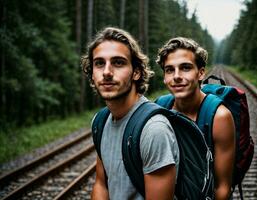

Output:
xmin=100 ymin=96 xmax=179 ymax=200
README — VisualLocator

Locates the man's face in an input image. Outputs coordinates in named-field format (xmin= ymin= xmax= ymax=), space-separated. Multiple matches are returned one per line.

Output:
xmin=163 ymin=49 xmax=205 ymax=100
xmin=92 ymin=40 xmax=138 ymax=101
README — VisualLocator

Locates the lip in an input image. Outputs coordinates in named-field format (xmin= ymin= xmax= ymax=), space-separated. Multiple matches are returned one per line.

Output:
xmin=101 ymin=81 xmax=116 ymax=86
xmin=172 ymin=84 xmax=186 ymax=87
xmin=172 ymin=84 xmax=186 ymax=90
xmin=100 ymin=82 xmax=116 ymax=89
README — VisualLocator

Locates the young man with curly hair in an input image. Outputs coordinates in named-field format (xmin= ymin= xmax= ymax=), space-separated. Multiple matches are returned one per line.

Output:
xmin=82 ymin=27 xmax=179 ymax=200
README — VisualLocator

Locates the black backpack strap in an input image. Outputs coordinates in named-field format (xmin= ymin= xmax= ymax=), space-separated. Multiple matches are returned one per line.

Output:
xmin=169 ymin=111 xmax=214 ymax=200
xmin=92 ymin=107 xmax=110 ymax=160
xmin=203 ymin=75 xmax=226 ymax=85
xmin=122 ymin=102 xmax=170 ymax=197
xmin=231 ymin=182 xmax=244 ymax=200
xmin=122 ymin=101 xmax=215 ymax=199
xmin=238 ymin=183 xmax=244 ymax=200
xmin=197 ymin=94 xmax=222 ymax=152
xmin=154 ymin=94 xmax=175 ymax=109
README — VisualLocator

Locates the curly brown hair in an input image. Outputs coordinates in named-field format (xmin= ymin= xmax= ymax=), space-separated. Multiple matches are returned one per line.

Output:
xmin=81 ymin=27 xmax=154 ymax=94
xmin=156 ymin=37 xmax=208 ymax=69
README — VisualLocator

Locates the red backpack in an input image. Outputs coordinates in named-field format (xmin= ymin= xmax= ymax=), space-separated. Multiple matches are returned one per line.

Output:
xmin=201 ymin=76 xmax=254 ymax=199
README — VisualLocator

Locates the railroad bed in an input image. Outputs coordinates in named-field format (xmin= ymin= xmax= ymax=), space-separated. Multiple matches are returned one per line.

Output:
xmin=0 ymin=130 xmax=96 ymax=200
xmin=0 ymin=66 xmax=256 ymax=199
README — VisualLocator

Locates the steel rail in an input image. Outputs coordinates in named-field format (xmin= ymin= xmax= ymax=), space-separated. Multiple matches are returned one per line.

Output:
xmin=53 ymin=161 xmax=96 ymax=200
xmin=0 ymin=129 xmax=91 ymax=186
xmin=227 ymin=69 xmax=257 ymax=100
xmin=1 ymin=143 xmax=94 ymax=200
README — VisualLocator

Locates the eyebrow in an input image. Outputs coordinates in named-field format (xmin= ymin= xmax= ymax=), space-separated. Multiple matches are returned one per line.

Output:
xmin=164 ymin=65 xmax=174 ymax=69
xmin=93 ymin=57 xmax=104 ymax=61
xmin=164 ymin=62 xmax=193 ymax=67
xmin=93 ymin=56 xmax=129 ymax=63
xmin=114 ymin=55 xmax=127 ymax=59
xmin=180 ymin=62 xmax=193 ymax=66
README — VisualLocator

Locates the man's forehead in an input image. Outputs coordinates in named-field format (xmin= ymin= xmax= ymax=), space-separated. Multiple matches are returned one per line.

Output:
xmin=93 ymin=40 xmax=131 ymax=59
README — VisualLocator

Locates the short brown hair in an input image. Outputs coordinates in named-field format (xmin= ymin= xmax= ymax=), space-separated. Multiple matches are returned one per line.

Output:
xmin=156 ymin=37 xmax=208 ymax=69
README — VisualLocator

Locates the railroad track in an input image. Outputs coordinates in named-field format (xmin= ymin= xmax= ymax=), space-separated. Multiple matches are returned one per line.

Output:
xmin=209 ymin=66 xmax=257 ymax=200
xmin=0 ymin=66 xmax=256 ymax=199
xmin=0 ymin=130 xmax=96 ymax=200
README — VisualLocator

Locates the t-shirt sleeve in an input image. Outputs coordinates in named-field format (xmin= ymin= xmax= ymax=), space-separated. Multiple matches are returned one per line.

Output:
xmin=140 ymin=114 xmax=179 ymax=174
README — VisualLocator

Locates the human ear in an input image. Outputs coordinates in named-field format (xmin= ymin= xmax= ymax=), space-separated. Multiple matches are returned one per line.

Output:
xmin=133 ymin=69 xmax=141 ymax=81
xmin=198 ymin=67 xmax=205 ymax=81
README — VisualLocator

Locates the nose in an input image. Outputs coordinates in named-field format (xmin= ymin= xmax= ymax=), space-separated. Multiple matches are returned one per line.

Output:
xmin=173 ymin=68 xmax=182 ymax=81
xmin=103 ymin=61 xmax=113 ymax=77
xmin=174 ymin=68 xmax=180 ymax=78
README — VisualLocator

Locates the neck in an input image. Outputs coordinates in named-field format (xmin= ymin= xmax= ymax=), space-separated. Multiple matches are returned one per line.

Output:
xmin=106 ymin=86 xmax=141 ymax=120
xmin=173 ymin=90 xmax=205 ymax=121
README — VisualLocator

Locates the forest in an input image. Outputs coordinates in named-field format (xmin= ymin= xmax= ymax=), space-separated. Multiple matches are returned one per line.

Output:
xmin=216 ymin=0 xmax=257 ymax=69
xmin=1 ymin=0 xmax=256 ymax=129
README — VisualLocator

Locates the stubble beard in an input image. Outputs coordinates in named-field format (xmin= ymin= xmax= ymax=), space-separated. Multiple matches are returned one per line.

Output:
xmin=97 ymin=76 xmax=134 ymax=101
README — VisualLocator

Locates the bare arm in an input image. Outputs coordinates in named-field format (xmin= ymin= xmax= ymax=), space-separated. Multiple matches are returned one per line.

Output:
xmin=91 ymin=156 xmax=109 ymax=200
xmin=144 ymin=164 xmax=176 ymax=200
xmin=213 ymin=105 xmax=236 ymax=200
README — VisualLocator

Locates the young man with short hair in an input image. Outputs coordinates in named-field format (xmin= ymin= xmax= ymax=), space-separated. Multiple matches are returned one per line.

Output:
xmin=156 ymin=37 xmax=235 ymax=200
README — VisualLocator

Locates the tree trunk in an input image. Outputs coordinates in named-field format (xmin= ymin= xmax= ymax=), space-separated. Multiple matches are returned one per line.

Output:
xmin=139 ymin=0 xmax=148 ymax=53
xmin=85 ymin=0 xmax=96 ymax=108
xmin=76 ymin=0 xmax=85 ymax=112
xmin=87 ymin=0 xmax=93 ymax=41
xmin=76 ymin=0 xmax=82 ymax=54
xmin=1 ymin=1 xmax=6 ymax=121
xmin=120 ymin=0 xmax=126 ymax=28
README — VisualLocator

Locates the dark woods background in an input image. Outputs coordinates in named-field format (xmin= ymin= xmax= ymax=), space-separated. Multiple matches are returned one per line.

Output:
xmin=1 ymin=0 xmax=257 ymax=129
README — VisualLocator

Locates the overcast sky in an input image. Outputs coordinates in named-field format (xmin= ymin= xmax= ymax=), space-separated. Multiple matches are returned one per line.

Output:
xmin=186 ymin=0 xmax=245 ymax=41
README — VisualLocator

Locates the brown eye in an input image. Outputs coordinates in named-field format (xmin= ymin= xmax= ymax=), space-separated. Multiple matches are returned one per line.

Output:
xmin=112 ymin=58 xmax=126 ymax=67
xmin=94 ymin=59 xmax=105 ymax=68
xmin=181 ymin=64 xmax=192 ymax=71
xmin=164 ymin=66 xmax=174 ymax=74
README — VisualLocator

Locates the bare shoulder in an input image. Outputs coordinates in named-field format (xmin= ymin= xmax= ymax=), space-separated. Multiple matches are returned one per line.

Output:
xmin=213 ymin=104 xmax=235 ymax=142
xmin=215 ymin=104 xmax=232 ymax=118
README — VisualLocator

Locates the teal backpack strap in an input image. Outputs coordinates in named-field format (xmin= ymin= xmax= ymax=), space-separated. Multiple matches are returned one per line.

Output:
xmin=92 ymin=107 xmax=110 ymax=160
xmin=197 ymin=94 xmax=223 ymax=151
xmin=154 ymin=94 xmax=174 ymax=109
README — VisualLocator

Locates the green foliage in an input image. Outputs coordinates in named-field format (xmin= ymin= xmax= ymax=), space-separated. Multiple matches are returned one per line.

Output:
xmin=0 ymin=0 xmax=79 ymax=128
xmin=0 ymin=0 xmax=216 ymax=130
xmin=217 ymin=0 xmax=257 ymax=70
xmin=147 ymin=0 xmax=215 ymax=93
xmin=94 ymin=0 xmax=118 ymax=31
xmin=228 ymin=66 xmax=257 ymax=87
xmin=0 ymin=109 xmax=97 ymax=164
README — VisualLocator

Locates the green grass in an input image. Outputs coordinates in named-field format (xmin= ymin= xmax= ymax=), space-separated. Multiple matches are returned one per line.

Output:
xmin=0 ymin=109 xmax=98 ymax=164
xmin=228 ymin=66 xmax=257 ymax=87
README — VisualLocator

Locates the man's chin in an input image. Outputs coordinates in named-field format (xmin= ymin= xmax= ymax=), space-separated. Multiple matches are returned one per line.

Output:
xmin=100 ymin=93 xmax=115 ymax=100
xmin=101 ymin=89 xmax=131 ymax=101
xmin=100 ymin=92 xmax=120 ymax=101
xmin=173 ymin=92 xmax=187 ymax=99
xmin=102 ymin=96 xmax=115 ymax=101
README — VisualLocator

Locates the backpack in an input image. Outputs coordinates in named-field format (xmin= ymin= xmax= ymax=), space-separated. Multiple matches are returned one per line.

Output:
xmin=92 ymin=101 xmax=214 ymax=199
xmin=155 ymin=75 xmax=254 ymax=199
